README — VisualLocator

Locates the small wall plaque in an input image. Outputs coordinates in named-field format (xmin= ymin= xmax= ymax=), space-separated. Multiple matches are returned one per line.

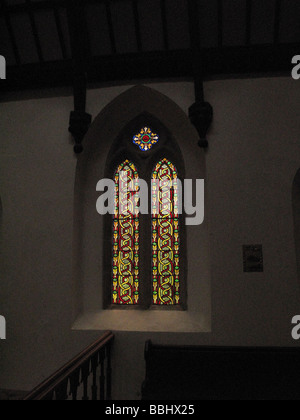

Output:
xmin=243 ymin=245 xmax=263 ymax=273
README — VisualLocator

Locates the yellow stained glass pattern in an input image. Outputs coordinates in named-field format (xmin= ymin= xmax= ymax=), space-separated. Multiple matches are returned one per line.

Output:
xmin=152 ymin=159 xmax=180 ymax=305
xmin=112 ymin=160 xmax=139 ymax=305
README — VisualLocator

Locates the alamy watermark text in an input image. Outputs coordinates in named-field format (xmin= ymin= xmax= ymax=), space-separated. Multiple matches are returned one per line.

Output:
xmin=96 ymin=173 xmax=205 ymax=226
xmin=292 ymin=55 xmax=300 ymax=80
xmin=0 ymin=55 xmax=6 ymax=80
xmin=0 ymin=316 xmax=6 ymax=340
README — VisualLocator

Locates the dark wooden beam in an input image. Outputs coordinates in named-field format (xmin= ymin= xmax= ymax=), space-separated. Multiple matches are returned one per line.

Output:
xmin=132 ymin=0 xmax=142 ymax=52
xmin=67 ymin=0 xmax=90 ymax=106
xmin=1 ymin=44 xmax=299 ymax=94
xmin=188 ymin=0 xmax=203 ymax=101
xmin=160 ymin=0 xmax=169 ymax=51
xmin=0 ymin=51 xmax=192 ymax=92
xmin=0 ymin=59 xmax=73 ymax=92
xmin=246 ymin=0 xmax=252 ymax=46
xmin=0 ymin=0 xmax=66 ymax=15
xmin=89 ymin=50 xmax=192 ymax=82
xmin=217 ymin=0 xmax=223 ymax=48
xmin=51 ymin=0 xmax=67 ymax=60
xmin=274 ymin=0 xmax=282 ymax=45
xmin=0 ymin=0 xmax=21 ymax=65
xmin=66 ymin=0 xmax=92 ymax=153
xmin=0 ymin=0 xmax=140 ymax=16
xmin=25 ymin=0 xmax=44 ymax=63
xmin=188 ymin=0 xmax=213 ymax=148
xmin=105 ymin=0 xmax=117 ymax=55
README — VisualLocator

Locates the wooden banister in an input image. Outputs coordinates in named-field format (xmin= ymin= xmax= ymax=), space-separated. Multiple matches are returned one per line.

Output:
xmin=24 ymin=331 xmax=114 ymax=401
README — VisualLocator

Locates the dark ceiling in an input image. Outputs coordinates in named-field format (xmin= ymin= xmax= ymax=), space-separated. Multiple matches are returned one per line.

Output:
xmin=0 ymin=0 xmax=300 ymax=92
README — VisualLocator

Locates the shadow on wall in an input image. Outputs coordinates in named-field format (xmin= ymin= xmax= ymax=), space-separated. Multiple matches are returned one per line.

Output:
xmin=293 ymin=169 xmax=300 ymax=284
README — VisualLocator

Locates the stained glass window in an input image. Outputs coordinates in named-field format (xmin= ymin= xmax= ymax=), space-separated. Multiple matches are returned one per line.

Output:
xmin=133 ymin=127 xmax=159 ymax=151
xmin=112 ymin=160 xmax=139 ymax=305
xmin=152 ymin=159 xmax=180 ymax=305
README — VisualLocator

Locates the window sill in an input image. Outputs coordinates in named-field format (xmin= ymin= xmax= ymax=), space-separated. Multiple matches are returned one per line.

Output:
xmin=72 ymin=310 xmax=211 ymax=333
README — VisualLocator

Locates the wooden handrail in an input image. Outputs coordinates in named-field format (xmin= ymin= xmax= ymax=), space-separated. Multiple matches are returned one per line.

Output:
xmin=24 ymin=331 xmax=114 ymax=401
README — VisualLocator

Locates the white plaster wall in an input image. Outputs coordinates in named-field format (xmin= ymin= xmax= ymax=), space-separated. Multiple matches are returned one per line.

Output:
xmin=205 ymin=77 xmax=300 ymax=347
xmin=0 ymin=78 xmax=300 ymax=399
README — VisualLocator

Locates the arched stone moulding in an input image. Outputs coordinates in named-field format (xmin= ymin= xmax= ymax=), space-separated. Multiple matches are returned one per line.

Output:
xmin=72 ymin=85 xmax=211 ymax=333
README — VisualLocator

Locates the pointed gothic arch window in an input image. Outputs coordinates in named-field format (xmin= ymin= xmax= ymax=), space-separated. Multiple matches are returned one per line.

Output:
xmin=104 ymin=114 xmax=186 ymax=310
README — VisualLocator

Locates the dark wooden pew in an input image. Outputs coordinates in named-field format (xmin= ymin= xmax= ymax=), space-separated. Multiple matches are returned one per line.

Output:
xmin=142 ymin=341 xmax=300 ymax=400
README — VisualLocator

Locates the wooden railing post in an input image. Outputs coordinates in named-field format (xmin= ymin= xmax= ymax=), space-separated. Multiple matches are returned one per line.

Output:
xmin=81 ymin=361 xmax=90 ymax=401
xmin=100 ymin=348 xmax=105 ymax=401
xmin=91 ymin=354 xmax=98 ymax=401
xmin=55 ymin=379 xmax=68 ymax=400
xmin=106 ymin=342 xmax=112 ymax=401
xmin=70 ymin=369 xmax=80 ymax=401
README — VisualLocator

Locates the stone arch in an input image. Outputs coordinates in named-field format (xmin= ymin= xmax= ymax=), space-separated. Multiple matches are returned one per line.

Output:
xmin=72 ymin=85 xmax=211 ymax=332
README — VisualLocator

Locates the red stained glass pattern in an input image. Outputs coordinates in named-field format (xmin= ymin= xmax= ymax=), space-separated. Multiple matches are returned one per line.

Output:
xmin=152 ymin=159 xmax=180 ymax=305
xmin=112 ymin=160 xmax=139 ymax=305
